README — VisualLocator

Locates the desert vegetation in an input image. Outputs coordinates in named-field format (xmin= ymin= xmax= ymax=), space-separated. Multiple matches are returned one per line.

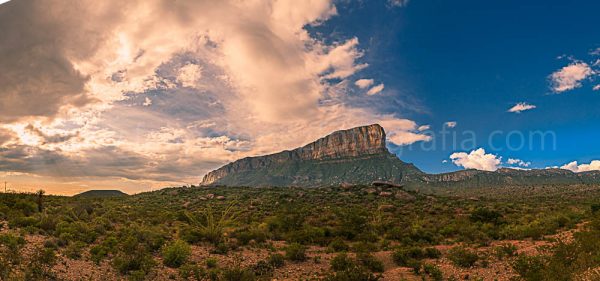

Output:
xmin=1 ymin=184 xmax=600 ymax=280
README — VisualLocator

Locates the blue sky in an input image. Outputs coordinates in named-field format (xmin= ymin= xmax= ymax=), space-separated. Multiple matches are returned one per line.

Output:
xmin=311 ymin=0 xmax=600 ymax=173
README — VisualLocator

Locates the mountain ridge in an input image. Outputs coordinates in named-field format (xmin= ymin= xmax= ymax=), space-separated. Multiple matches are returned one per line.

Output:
xmin=200 ymin=124 xmax=600 ymax=188
xmin=200 ymin=124 xmax=423 ymax=187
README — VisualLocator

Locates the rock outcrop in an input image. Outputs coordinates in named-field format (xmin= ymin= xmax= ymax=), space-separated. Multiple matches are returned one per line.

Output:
xmin=200 ymin=124 xmax=423 ymax=187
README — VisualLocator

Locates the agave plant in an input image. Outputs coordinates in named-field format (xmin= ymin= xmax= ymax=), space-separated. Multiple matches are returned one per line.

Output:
xmin=184 ymin=202 xmax=238 ymax=244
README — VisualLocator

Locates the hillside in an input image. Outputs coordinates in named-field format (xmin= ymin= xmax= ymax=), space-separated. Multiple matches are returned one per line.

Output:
xmin=74 ymin=190 xmax=128 ymax=198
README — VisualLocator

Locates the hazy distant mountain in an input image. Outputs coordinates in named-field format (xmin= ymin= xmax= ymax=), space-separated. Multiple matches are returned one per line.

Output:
xmin=200 ymin=124 xmax=600 ymax=188
xmin=405 ymin=168 xmax=600 ymax=188
xmin=200 ymin=124 xmax=423 ymax=187
xmin=75 ymin=190 xmax=128 ymax=198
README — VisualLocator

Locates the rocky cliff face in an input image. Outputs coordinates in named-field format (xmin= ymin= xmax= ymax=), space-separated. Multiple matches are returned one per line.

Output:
xmin=200 ymin=124 xmax=422 ymax=186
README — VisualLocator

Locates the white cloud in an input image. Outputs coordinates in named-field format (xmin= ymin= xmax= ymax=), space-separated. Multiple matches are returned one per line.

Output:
xmin=508 ymin=102 xmax=536 ymax=113
xmin=590 ymin=48 xmax=600 ymax=56
xmin=507 ymin=158 xmax=531 ymax=167
xmin=366 ymin=83 xmax=385 ymax=96
xmin=177 ymin=63 xmax=202 ymax=88
xmin=560 ymin=160 xmax=600 ymax=173
xmin=444 ymin=121 xmax=457 ymax=128
xmin=417 ymin=125 xmax=430 ymax=131
xmin=354 ymin=78 xmax=374 ymax=89
xmin=388 ymin=0 xmax=410 ymax=7
xmin=593 ymin=85 xmax=600 ymax=91
xmin=550 ymin=62 xmax=594 ymax=93
xmin=450 ymin=148 xmax=501 ymax=171
xmin=142 ymin=97 xmax=152 ymax=106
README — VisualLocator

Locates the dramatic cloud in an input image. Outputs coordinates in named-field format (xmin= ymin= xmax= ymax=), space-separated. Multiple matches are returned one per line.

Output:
xmin=355 ymin=79 xmax=374 ymax=89
xmin=550 ymin=62 xmax=594 ymax=93
xmin=0 ymin=0 xmax=430 ymax=193
xmin=508 ymin=102 xmax=536 ymax=113
xmin=444 ymin=121 xmax=457 ymax=128
xmin=450 ymin=148 xmax=501 ymax=171
xmin=507 ymin=158 xmax=531 ymax=167
xmin=560 ymin=160 xmax=600 ymax=173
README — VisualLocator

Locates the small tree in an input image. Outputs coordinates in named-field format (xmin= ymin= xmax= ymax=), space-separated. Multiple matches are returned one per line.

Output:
xmin=35 ymin=190 xmax=45 ymax=213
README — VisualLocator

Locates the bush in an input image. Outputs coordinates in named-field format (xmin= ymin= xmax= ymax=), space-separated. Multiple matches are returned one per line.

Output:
xmin=424 ymin=247 xmax=442 ymax=259
xmin=206 ymin=257 xmax=218 ymax=268
xmin=328 ymin=238 xmax=350 ymax=252
xmin=447 ymin=246 xmax=479 ymax=268
xmin=357 ymin=253 xmax=384 ymax=273
xmin=268 ymin=253 xmax=285 ymax=268
xmin=423 ymin=263 xmax=443 ymax=281
xmin=252 ymin=260 xmax=274 ymax=277
xmin=494 ymin=243 xmax=518 ymax=259
xmin=285 ymin=243 xmax=307 ymax=262
xmin=512 ymin=255 xmax=545 ymax=281
xmin=470 ymin=207 xmax=503 ymax=225
xmin=65 ymin=241 xmax=85 ymax=259
xmin=24 ymin=247 xmax=57 ymax=280
xmin=221 ymin=266 xmax=257 ymax=281
xmin=162 ymin=240 xmax=191 ymax=268
xmin=324 ymin=264 xmax=381 ymax=281
xmin=331 ymin=253 xmax=354 ymax=271
xmin=392 ymin=247 xmax=426 ymax=266
xmin=179 ymin=264 xmax=205 ymax=281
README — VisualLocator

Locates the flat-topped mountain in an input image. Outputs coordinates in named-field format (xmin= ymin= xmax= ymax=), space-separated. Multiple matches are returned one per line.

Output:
xmin=200 ymin=124 xmax=423 ymax=187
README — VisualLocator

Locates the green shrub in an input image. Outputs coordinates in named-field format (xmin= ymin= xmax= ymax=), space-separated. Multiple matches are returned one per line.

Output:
xmin=221 ymin=266 xmax=257 ymax=281
xmin=324 ymin=264 xmax=381 ymax=281
xmin=252 ymin=260 xmax=274 ymax=277
xmin=423 ymin=263 xmax=443 ymax=281
xmin=470 ymin=207 xmax=503 ymax=225
xmin=285 ymin=243 xmax=307 ymax=262
xmin=206 ymin=257 xmax=218 ymax=268
xmin=328 ymin=238 xmax=350 ymax=252
xmin=112 ymin=251 xmax=156 ymax=276
xmin=512 ymin=255 xmax=545 ymax=281
xmin=331 ymin=253 xmax=354 ymax=271
xmin=268 ymin=253 xmax=285 ymax=268
xmin=357 ymin=253 xmax=384 ymax=273
xmin=162 ymin=240 xmax=191 ymax=268
xmin=179 ymin=264 xmax=205 ymax=281
xmin=424 ymin=247 xmax=442 ymax=259
xmin=392 ymin=246 xmax=426 ymax=266
xmin=24 ymin=247 xmax=57 ymax=280
xmin=90 ymin=245 xmax=109 ymax=264
xmin=65 ymin=241 xmax=85 ymax=259
xmin=448 ymin=246 xmax=479 ymax=268
xmin=494 ymin=243 xmax=518 ymax=259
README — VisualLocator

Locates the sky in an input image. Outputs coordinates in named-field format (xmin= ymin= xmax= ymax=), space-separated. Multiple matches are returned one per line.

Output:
xmin=0 ymin=0 xmax=599 ymax=195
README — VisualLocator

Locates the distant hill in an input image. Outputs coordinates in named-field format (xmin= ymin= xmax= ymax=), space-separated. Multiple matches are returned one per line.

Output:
xmin=405 ymin=168 xmax=600 ymax=189
xmin=200 ymin=124 xmax=423 ymax=187
xmin=75 ymin=190 xmax=128 ymax=198
xmin=200 ymin=124 xmax=600 ymax=188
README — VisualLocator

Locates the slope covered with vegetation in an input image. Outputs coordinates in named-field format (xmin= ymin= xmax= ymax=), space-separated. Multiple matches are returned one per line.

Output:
xmin=1 ymin=184 xmax=600 ymax=280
